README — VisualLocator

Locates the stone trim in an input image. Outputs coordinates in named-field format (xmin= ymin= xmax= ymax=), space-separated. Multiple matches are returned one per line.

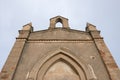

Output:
xmin=27 ymin=39 xmax=94 ymax=43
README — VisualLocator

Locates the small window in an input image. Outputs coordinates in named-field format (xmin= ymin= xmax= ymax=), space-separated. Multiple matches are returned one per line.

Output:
xmin=55 ymin=22 xmax=63 ymax=27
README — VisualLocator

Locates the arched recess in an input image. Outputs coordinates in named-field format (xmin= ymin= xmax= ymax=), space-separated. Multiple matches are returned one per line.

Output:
xmin=38 ymin=53 xmax=86 ymax=80
xmin=27 ymin=48 xmax=97 ymax=80
xmin=43 ymin=59 xmax=80 ymax=80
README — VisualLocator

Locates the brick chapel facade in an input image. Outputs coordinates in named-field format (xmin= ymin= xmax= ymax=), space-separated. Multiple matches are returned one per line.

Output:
xmin=0 ymin=16 xmax=120 ymax=80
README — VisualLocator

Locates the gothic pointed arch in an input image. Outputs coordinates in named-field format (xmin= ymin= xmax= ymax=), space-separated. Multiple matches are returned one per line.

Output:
xmin=49 ymin=16 xmax=70 ymax=29
xmin=27 ymin=48 xmax=97 ymax=80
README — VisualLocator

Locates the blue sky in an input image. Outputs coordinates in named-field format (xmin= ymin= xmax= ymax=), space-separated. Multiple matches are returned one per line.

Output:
xmin=0 ymin=0 xmax=120 ymax=71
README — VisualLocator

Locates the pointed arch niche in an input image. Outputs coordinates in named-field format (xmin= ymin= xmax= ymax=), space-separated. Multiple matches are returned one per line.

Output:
xmin=27 ymin=48 xmax=97 ymax=80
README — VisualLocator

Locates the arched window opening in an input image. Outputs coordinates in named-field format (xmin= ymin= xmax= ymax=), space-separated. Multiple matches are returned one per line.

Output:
xmin=55 ymin=22 xmax=63 ymax=27
xmin=49 ymin=16 xmax=70 ymax=29
xmin=55 ymin=18 xmax=63 ymax=28
xmin=56 ymin=18 xmax=62 ymax=23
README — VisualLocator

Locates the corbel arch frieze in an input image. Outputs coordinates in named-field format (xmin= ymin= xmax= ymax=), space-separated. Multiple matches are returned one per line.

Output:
xmin=27 ymin=48 xmax=97 ymax=80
